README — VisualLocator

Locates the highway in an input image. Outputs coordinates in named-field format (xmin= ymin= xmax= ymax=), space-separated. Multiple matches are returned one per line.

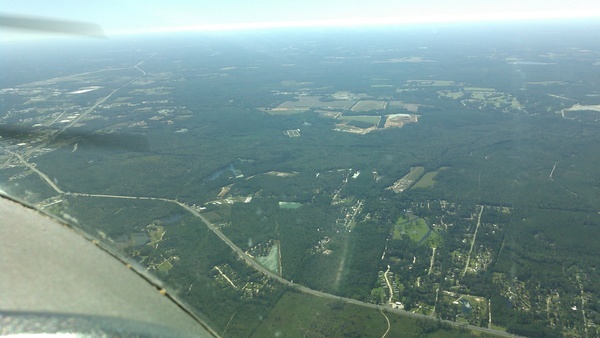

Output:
xmin=3 ymin=53 xmax=157 ymax=193
xmin=1 ymin=54 xmax=517 ymax=337
xmin=3 ymin=149 xmax=64 ymax=194
xmin=27 ymin=52 xmax=156 ymax=156
xmin=8 ymin=176 xmax=517 ymax=337
xmin=175 ymin=200 xmax=517 ymax=337
xmin=63 ymin=192 xmax=518 ymax=336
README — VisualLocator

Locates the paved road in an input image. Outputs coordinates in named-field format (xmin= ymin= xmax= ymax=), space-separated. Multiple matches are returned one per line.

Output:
xmin=20 ymin=53 xmax=157 ymax=159
xmin=175 ymin=200 xmax=518 ymax=337
xmin=27 ymin=188 xmax=521 ymax=337
xmin=11 ymin=153 xmax=517 ymax=336
xmin=2 ymin=53 xmax=517 ymax=337
xmin=4 ymin=149 xmax=64 ymax=194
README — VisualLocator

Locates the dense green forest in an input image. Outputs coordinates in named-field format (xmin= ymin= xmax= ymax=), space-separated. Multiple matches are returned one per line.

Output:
xmin=2 ymin=24 xmax=600 ymax=337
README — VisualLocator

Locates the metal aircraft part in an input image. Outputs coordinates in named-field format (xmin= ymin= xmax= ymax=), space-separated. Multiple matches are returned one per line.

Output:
xmin=0 ymin=194 xmax=216 ymax=337
xmin=0 ymin=14 xmax=105 ymax=37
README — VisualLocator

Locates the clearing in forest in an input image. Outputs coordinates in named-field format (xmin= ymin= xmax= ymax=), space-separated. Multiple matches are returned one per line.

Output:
xmin=412 ymin=167 xmax=449 ymax=189
xmin=393 ymin=216 xmax=440 ymax=247
xmin=255 ymin=242 xmax=281 ymax=275
xmin=387 ymin=167 xmax=424 ymax=193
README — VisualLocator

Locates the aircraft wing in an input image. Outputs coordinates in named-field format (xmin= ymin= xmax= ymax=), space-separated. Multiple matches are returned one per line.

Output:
xmin=0 ymin=194 xmax=216 ymax=337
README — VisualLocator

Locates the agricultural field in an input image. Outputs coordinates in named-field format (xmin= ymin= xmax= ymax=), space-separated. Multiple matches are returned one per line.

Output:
xmin=271 ymin=95 xmax=356 ymax=114
xmin=405 ymin=80 xmax=457 ymax=87
xmin=4 ymin=23 xmax=600 ymax=337
xmin=351 ymin=100 xmax=387 ymax=112
xmin=339 ymin=115 xmax=381 ymax=125
xmin=388 ymin=100 xmax=421 ymax=112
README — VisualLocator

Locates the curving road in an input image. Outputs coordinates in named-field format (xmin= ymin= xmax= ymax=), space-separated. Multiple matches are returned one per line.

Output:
xmin=65 ymin=192 xmax=519 ymax=337
xmin=380 ymin=309 xmax=391 ymax=338
xmin=4 ymin=55 xmax=517 ymax=338
xmin=383 ymin=265 xmax=393 ymax=304
xmin=4 ymin=149 xmax=64 ymax=194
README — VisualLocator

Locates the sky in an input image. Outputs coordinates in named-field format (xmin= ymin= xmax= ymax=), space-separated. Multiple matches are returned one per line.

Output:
xmin=2 ymin=0 xmax=600 ymax=39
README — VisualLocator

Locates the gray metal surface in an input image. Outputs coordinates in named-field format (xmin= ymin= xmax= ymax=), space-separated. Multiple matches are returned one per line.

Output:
xmin=0 ymin=195 xmax=215 ymax=337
